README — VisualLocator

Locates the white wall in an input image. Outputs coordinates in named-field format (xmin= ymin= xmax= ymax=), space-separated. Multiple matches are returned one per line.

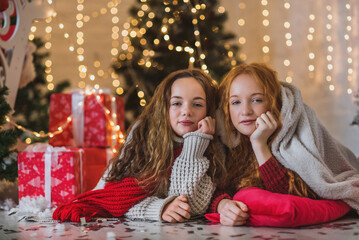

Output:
xmin=35 ymin=0 xmax=359 ymax=155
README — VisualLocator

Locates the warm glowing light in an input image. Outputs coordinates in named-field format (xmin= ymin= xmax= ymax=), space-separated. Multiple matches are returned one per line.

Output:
xmin=116 ymin=87 xmax=124 ymax=95
xmin=138 ymin=91 xmax=145 ymax=98
xmin=262 ymin=46 xmax=269 ymax=53
xmin=46 ymin=75 xmax=53 ymax=82
xmin=140 ymin=99 xmax=146 ymax=106
xmin=218 ymin=6 xmax=225 ymax=13
xmin=262 ymin=19 xmax=269 ymax=26
xmin=47 ymin=83 xmax=54 ymax=90
xmin=239 ymin=37 xmax=246 ymax=44
xmin=237 ymin=19 xmax=245 ymax=26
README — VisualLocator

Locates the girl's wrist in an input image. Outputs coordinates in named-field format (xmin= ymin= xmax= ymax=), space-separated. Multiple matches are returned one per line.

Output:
xmin=251 ymin=142 xmax=272 ymax=166
xmin=251 ymin=140 xmax=267 ymax=152
xmin=217 ymin=199 xmax=229 ymax=213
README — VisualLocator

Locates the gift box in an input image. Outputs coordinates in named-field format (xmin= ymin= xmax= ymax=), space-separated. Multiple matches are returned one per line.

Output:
xmin=18 ymin=144 xmax=113 ymax=207
xmin=48 ymin=91 xmax=125 ymax=148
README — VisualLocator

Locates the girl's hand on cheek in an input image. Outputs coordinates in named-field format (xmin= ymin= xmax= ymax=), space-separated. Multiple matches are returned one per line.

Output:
xmin=250 ymin=111 xmax=278 ymax=146
xmin=196 ymin=116 xmax=215 ymax=135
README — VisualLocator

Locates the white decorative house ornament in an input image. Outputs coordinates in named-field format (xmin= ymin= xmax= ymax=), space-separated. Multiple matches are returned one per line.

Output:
xmin=0 ymin=0 xmax=54 ymax=108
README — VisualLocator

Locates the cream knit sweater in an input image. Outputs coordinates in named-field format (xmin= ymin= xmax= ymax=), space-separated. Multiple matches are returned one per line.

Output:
xmin=94 ymin=125 xmax=215 ymax=221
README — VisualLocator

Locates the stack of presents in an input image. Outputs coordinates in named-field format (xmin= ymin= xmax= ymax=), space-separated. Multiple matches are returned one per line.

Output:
xmin=17 ymin=90 xmax=125 ymax=207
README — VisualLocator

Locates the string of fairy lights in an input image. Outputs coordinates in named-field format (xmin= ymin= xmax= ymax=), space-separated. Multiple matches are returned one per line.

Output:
xmin=261 ymin=0 xmax=270 ymax=63
xmin=118 ymin=0 xmax=235 ymax=106
xmin=6 ymin=0 xmax=359 ymax=143
xmin=237 ymin=1 xmax=247 ymax=62
xmin=6 ymin=89 xmax=125 ymax=153
xmin=325 ymin=3 xmax=334 ymax=91
xmin=29 ymin=0 xmax=124 ymax=93
xmin=10 ymin=0 xmax=229 ymax=141
xmin=236 ymin=0 xmax=356 ymax=96
xmin=283 ymin=0 xmax=293 ymax=83
xmin=345 ymin=0 xmax=354 ymax=95
xmin=307 ymin=11 xmax=316 ymax=80
xmin=121 ymin=0 xmax=213 ymax=72
xmin=9 ymin=0 xmax=127 ymax=147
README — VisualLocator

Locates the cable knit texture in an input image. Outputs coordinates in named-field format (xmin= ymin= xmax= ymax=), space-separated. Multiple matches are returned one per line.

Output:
xmin=124 ymin=196 xmax=177 ymax=221
xmin=258 ymin=156 xmax=290 ymax=194
xmin=168 ymin=132 xmax=215 ymax=216
xmin=124 ymin=147 xmax=182 ymax=221
xmin=93 ymin=122 xmax=215 ymax=221
xmin=52 ymin=178 xmax=147 ymax=222
xmin=125 ymin=132 xmax=215 ymax=221
xmin=209 ymin=156 xmax=290 ymax=213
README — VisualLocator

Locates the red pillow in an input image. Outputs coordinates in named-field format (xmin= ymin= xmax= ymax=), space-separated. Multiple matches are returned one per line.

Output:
xmin=205 ymin=187 xmax=351 ymax=227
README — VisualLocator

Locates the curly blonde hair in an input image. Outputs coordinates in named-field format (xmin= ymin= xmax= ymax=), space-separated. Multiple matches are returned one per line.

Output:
xmin=107 ymin=68 xmax=226 ymax=197
xmin=218 ymin=63 xmax=317 ymax=199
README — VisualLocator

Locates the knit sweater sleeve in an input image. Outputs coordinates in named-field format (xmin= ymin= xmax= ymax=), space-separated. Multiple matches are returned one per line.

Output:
xmin=208 ymin=190 xmax=232 ymax=213
xmin=168 ymin=132 xmax=216 ymax=216
xmin=124 ymin=195 xmax=177 ymax=221
xmin=258 ymin=156 xmax=290 ymax=194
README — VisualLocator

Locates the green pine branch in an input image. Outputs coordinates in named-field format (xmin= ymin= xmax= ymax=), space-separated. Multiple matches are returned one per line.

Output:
xmin=0 ymin=86 xmax=18 ymax=182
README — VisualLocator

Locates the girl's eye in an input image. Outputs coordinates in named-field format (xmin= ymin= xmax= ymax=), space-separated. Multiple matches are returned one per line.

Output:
xmin=171 ymin=102 xmax=181 ymax=106
xmin=231 ymin=100 xmax=240 ymax=105
xmin=194 ymin=103 xmax=203 ymax=107
xmin=253 ymin=98 xmax=263 ymax=103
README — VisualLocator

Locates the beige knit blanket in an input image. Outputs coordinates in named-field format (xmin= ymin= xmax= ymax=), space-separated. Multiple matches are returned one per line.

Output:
xmin=272 ymin=82 xmax=359 ymax=213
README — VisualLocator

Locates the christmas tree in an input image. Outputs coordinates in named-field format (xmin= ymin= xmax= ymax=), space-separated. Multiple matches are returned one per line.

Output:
xmin=113 ymin=0 xmax=242 ymax=124
xmin=13 ymin=37 xmax=70 ymax=143
xmin=0 ymin=86 xmax=18 ymax=182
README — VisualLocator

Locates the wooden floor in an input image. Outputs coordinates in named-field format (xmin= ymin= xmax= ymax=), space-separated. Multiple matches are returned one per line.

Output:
xmin=1 ymin=210 xmax=359 ymax=240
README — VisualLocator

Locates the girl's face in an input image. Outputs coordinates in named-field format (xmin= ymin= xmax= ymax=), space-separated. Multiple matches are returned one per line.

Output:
xmin=169 ymin=77 xmax=207 ymax=137
xmin=229 ymin=73 xmax=269 ymax=136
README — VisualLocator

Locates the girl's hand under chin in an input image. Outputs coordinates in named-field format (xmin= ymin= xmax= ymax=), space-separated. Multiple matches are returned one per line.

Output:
xmin=195 ymin=116 xmax=215 ymax=135
xmin=250 ymin=111 xmax=278 ymax=146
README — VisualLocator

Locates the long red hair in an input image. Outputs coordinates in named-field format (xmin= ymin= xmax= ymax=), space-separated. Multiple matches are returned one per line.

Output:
xmin=218 ymin=63 xmax=317 ymax=198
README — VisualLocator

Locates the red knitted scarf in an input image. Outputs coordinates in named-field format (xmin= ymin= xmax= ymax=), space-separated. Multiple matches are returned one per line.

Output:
xmin=52 ymin=177 xmax=147 ymax=222
xmin=53 ymin=146 xmax=183 ymax=222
